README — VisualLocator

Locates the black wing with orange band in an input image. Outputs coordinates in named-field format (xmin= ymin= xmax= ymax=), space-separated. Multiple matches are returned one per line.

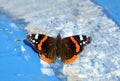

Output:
xmin=61 ymin=35 xmax=91 ymax=64
xmin=26 ymin=34 xmax=57 ymax=63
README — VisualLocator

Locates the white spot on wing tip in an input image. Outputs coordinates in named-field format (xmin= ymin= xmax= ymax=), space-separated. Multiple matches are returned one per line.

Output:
xmin=35 ymin=34 xmax=39 ymax=39
xmin=80 ymin=43 xmax=82 ymax=45
xmin=79 ymin=35 xmax=83 ymax=40
xmin=36 ymin=42 xmax=38 ymax=44
xmin=32 ymin=40 xmax=35 ymax=43
xmin=83 ymin=41 xmax=86 ymax=44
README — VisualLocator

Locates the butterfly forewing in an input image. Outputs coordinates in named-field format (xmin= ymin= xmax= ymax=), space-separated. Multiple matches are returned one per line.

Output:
xmin=26 ymin=34 xmax=57 ymax=63
xmin=27 ymin=34 xmax=45 ymax=51
xmin=61 ymin=35 xmax=91 ymax=64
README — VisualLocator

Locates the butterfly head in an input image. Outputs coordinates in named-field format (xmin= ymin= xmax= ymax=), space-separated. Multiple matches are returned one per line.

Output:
xmin=56 ymin=33 xmax=62 ymax=40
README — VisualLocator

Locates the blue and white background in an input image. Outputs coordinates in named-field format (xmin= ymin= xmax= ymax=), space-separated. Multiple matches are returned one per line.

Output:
xmin=0 ymin=0 xmax=120 ymax=81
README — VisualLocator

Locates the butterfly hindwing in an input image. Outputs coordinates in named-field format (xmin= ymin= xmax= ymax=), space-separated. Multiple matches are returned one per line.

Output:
xmin=61 ymin=35 xmax=91 ymax=64
xmin=26 ymin=34 xmax=57 ymax=63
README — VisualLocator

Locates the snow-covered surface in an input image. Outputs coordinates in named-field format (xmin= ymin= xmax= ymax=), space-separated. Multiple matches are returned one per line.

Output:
xmin=40 ymin=60 xmax=55 ymax=76
xmin=0 ymin=0 xmax=120 ymax=81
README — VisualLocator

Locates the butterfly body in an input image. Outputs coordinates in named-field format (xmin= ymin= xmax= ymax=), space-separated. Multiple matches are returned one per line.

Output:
xmin=26 ymin=33 xmax=91 ymax=64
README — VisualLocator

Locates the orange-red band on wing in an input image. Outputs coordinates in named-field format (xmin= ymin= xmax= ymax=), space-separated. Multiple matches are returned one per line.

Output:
xmin=65 ymin=55 xmax=78 ymax=64
xmin=70 ymin=36 xmax=80 ymax=52
xmin=39 ymin=54 xmax=54 ymax=63
xmin=37 ymin=36 xmax=48 ymax=50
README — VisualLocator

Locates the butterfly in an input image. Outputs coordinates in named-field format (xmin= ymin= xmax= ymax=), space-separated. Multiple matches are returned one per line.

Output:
xmin=26 ymin=33 xmax=91 ymax=64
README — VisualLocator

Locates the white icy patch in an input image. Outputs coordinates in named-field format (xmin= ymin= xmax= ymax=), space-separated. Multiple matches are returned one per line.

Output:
xmin=21 ymin=45 xmax=26 ymax=52
xmin=40 ymin=59 xmax=55 ymax=76
xmin=16 ymin=73 xmax=25 ymax=76
xmin=10 ymin=23 xmax=19 ymax=30
xmin=21 ymin=45 xmax=30 ymax=61
xmin=40 ymin=59 xmax=51 ymax=68
xmin=41 ymin=68 xmax=55 ymax=76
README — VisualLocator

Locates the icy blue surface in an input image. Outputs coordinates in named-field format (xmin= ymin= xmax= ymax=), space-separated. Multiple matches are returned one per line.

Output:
xmin=0 ymin=15 xmax=59 ymax=81
xmin=93 ymin=0 xmax=120 ymax=26
xmin=0 ymin=0 xmax=120 ymax=81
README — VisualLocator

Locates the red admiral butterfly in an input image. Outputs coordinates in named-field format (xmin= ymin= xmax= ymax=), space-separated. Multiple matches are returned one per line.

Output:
xmin=26 ymin=33 xmax=91 ymax=64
